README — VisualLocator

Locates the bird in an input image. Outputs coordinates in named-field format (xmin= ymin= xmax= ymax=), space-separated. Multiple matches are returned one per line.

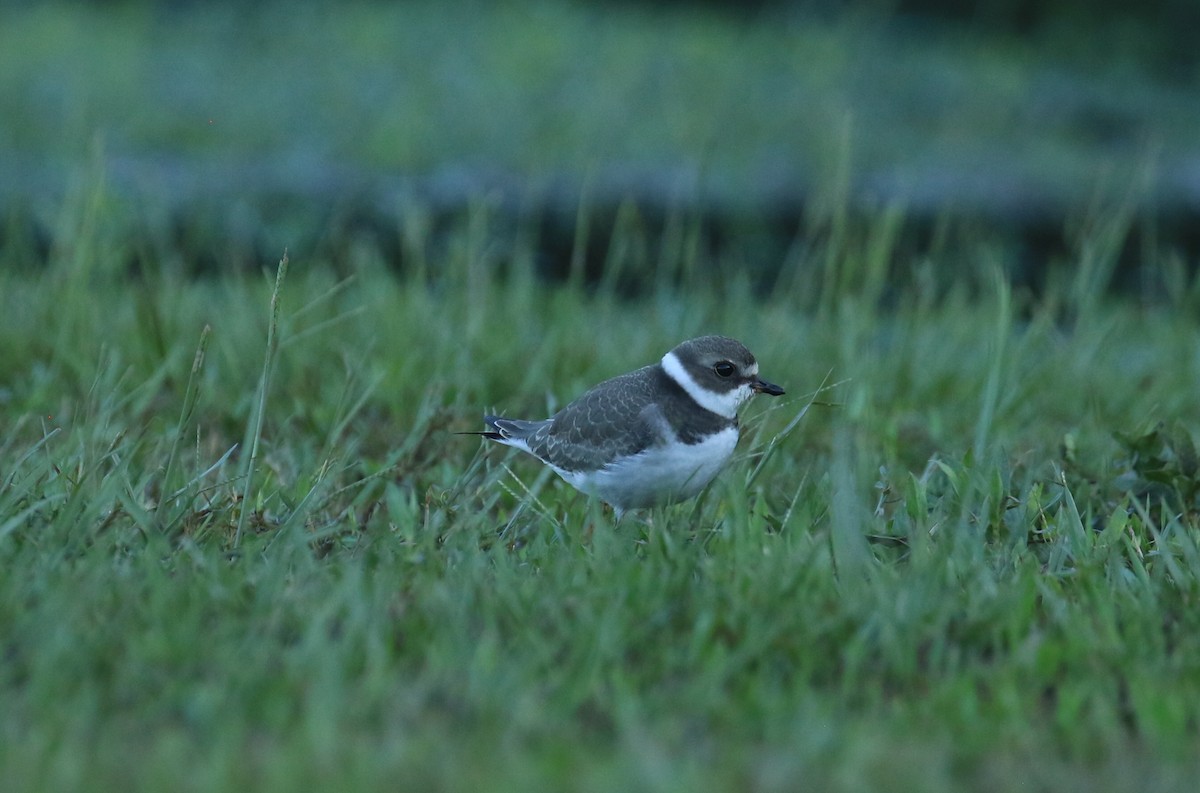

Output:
xmin=467 ymin=335 xmax=785 ymax=515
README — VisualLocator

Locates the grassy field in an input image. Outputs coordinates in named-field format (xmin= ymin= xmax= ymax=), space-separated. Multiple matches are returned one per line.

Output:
xmin=2 ymin=175 xmax=1200 ymax=792
xmin=4 ymin=0 xmax=1197 ymax=220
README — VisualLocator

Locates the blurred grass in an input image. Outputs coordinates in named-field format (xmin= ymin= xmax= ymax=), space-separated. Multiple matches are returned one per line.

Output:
xmin=2 ymin=169 xmax=1200 ymax=791
xmin=1 ymin=0 xmax=1196 ymax=216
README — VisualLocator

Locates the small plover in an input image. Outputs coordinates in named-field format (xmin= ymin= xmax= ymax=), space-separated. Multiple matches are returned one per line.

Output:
xmin=469 ymin=335 xmax=784 ymax=514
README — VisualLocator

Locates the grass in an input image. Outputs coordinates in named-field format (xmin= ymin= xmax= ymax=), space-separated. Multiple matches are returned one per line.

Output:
xmin=2 ymin=170 xmax=1200 ymax=792
xmin=2 ymin=1 xmax=1197 ymax=217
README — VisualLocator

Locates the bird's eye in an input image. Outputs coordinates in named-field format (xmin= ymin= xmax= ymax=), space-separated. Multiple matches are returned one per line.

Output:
xmin=713 ymin=361 xmax=736 ymax=378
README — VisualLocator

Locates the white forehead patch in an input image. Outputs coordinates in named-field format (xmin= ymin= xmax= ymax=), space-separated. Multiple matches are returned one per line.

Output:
xmin=661 ymin=350 xmax=751 ymax=419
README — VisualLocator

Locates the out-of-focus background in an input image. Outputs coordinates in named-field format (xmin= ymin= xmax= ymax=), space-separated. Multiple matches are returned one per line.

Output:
xmin=3 ymin=0 xmax=1198 ymax=285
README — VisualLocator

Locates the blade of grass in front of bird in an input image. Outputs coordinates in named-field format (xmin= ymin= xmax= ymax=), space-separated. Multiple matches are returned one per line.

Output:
xmin=161 ymin=324 xmax=211 ymax=520
xmin=235 ymin=250 xmax=289 ymax=548
xmin=744 ymin=370 xmax=844 ymax=490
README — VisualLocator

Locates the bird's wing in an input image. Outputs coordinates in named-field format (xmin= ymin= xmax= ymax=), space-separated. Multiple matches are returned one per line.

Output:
xmin=525 ymin=369 xmax=672 ymax=472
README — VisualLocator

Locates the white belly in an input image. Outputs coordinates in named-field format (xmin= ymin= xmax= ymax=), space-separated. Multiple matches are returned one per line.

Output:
xmin=555 ymin=426 xmax=739 ymax=511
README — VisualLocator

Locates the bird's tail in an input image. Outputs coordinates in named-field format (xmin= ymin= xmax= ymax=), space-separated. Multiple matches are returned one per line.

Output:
xmin=455 ymin=415 xmax=510 ymax=441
